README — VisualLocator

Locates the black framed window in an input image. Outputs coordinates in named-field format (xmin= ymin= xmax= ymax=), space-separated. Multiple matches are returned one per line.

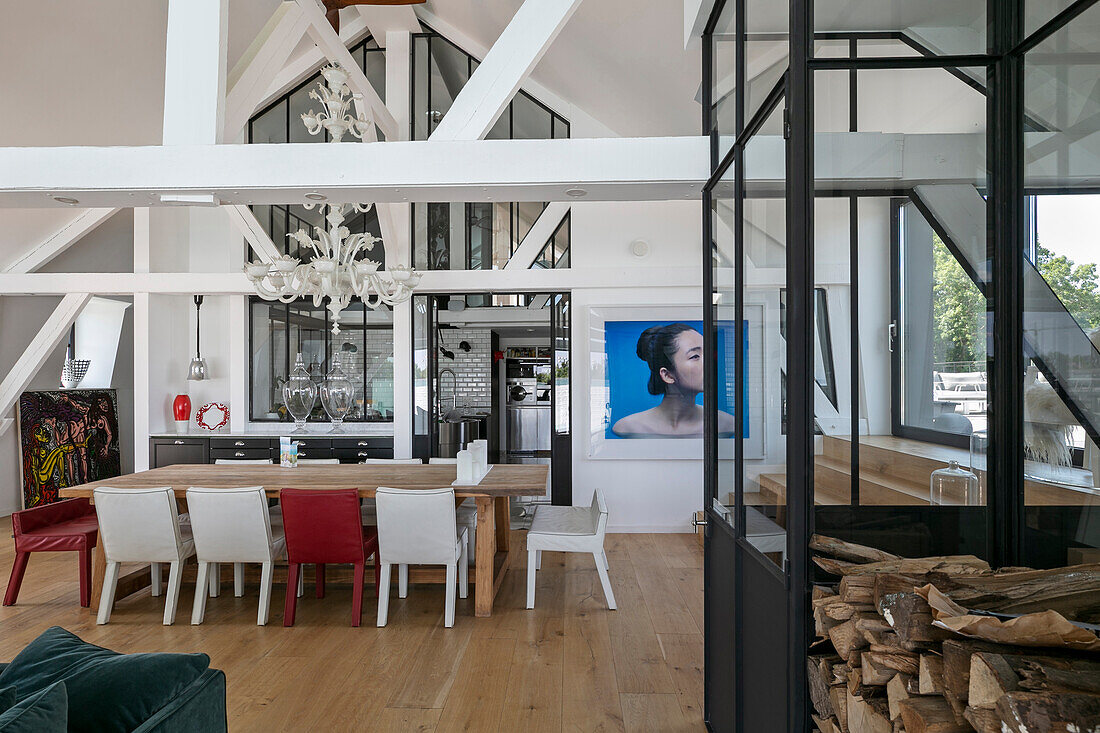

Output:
xmin=410 ymin=27 xmax=569 ymax=275
xmin=249 ymin=297 xmax=395 ymax=423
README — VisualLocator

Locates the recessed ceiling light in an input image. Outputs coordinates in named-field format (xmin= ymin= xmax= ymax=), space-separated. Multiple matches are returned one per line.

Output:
xmin=53 ymin=196 xmax=79 ymax=205
xmin=565 ymin=188 xmax=587 ymax=198
xmin=305 ymin=193 xmax=327 ymax=201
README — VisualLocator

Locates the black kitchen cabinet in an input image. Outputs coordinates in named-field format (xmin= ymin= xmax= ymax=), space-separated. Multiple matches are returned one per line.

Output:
xmin=149 ymin=438 xmax=208 ymax=468
xmin=149 ymin=436 xmax=393 ymax=467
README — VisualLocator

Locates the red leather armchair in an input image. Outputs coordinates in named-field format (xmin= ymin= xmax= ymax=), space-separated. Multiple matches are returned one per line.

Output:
xmin=5 ymin=498 xmax=99 ymax=607
xmin=279 ymin=489 xmax=380 ymax=627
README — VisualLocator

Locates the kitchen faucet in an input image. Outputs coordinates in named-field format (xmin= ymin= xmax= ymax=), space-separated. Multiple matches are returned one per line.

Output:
xmin=437 ymin=368 xmax=458 ymax=420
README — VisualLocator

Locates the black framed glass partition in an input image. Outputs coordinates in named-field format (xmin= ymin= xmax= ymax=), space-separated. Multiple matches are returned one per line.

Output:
xmin=249 ymin=298 xmax=394 ymax=424
xmin=701 ymin=1 xmax=1100 ymax=731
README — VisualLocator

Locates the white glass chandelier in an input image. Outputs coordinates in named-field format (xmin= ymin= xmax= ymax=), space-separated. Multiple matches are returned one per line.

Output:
xmin=245 ymin=202 xmax=421 ymax=334
xmin=300 ymin=64 xmax=370 ymax=143
xmin=244 ymin=63 xmax=421 ymax=335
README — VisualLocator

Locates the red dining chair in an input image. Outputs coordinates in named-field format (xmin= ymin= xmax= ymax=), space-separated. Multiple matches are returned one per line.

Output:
xmin=279 ymin=489 xmax=380 ymax=627
xmin=4 ymin=498 xmax=99 ymax=607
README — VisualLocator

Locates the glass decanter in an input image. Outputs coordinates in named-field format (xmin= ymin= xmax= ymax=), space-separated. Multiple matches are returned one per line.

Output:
xmin=282 ymin=353 xmax=317 ymax=433
xmin=320 ymin=353 xmax=354 ymax=433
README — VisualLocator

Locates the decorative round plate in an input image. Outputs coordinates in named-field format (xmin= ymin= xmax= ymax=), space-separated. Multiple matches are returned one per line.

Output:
xmin=196 ymin=402 xmax=230 ymax=431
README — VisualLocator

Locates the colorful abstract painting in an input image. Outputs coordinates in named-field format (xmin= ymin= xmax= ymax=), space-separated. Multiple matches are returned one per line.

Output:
xmin=18 ymin=389 xmax=121 ymax=508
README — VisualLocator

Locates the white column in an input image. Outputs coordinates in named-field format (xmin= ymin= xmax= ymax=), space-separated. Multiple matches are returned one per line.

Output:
xmin=229 ymin=297 xmax=247 ymax=432
xmin=163 ymin=0 xmax=229 ymax=145
xmin=388 ymin=29 xmax=414 ymax=458
xmin=133 ymin=208 xmax=151 ymax=471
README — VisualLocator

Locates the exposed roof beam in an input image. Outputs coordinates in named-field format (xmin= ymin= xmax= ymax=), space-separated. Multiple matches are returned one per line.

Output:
xmin=223 ymin=205 xmax=282 ymax=263
xmin=255 ymin=14 xmax=371 ymax=113
xmin=412 ymin=5 xmax=621 ymax=137
xmin=0 ymin=293 xmax=92 ymax=419
xmin=354 ymin=5 xmax=419 ymax=45
xmin=223 ymin=2 xmax=311 ymax=141
xmin=504 ymin=202 xmax=570 ymax=271
xmin=0 ymin=136 xmax=708 ymax=207
xmin=163 ymin=0 xmax=228 ymax=144
xmin=2 ymin=208 xmax=119 ymax=273
xmin=0 ymin=267 xmax=699 ymax=296
xmin=429 ymin=0 xmax=584 ymax=141
xmin=294 ymin=0 xmax=397 ymax=140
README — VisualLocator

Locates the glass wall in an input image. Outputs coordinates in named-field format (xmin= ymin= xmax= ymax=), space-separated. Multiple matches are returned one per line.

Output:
xmin=1021 ymin=3 xmax=1100 ymax=567
xmin=410 ymin=28 xmax=569 ymax=276
xmin=249 ymin=298 xmax=394 ymax=423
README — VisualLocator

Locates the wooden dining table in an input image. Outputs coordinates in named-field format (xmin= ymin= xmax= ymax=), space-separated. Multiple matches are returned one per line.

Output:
xmin=59 ymin=462 xmax=549 ymax=618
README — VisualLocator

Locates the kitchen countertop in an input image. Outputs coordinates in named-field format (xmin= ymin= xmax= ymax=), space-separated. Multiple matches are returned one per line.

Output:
xmin=150 ymin=427 xmax=394 ymax=439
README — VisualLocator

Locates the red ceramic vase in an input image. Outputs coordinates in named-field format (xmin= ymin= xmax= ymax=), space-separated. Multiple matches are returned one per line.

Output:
xmin=173 ymin=394 xmax=192 ymax=421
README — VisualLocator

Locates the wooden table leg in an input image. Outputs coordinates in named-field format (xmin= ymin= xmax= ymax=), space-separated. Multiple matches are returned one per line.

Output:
xmin=494 ymin=496 xmax=510 ymax=552
xmin=474 ymin=495 xmax=496 ymax=618
xmin=90 ymin=541 xmax=106 ymax=610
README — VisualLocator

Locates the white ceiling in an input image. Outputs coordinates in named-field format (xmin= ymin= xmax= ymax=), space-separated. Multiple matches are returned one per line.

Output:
xmin=420 ymin=0 xmax=702 ymax=137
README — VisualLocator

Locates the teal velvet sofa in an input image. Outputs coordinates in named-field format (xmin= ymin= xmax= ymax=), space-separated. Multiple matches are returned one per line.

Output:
xmin=0 ymin=627 xmax=226 ymax=732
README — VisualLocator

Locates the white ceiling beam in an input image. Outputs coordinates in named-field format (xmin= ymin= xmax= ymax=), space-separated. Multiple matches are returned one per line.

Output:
xmin=355 ymin=5 xmax=419 ymax=45
xmin=223 ymin=205 xmax=282 ymax=263
xmin=223 ymin=2 xmax=311 ymax=141
xmin=503 ymin=202 xmax=570 ymax=271
xmin=0 ymin=267 xmax=699 ymax=296
xmin=0 ymin=292 xmax=92 ymax=419
xmin=2 ymin=208 xmax=119 ymax=274
xmin=255 ymin=14 xmax=371 ymax=113
xmin=0 ymin=136 xmax=708 ymax=207
xmin=294 ymin=0 xmax=397 ymax=140
xmin=163 ymin=0 xmax=228 ymax=144
xmin=429 ymin=0 xmax=584 ymax=142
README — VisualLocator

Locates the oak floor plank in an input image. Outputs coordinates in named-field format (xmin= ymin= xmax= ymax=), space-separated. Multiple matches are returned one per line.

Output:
xmin=657 ymin=633 xmax=705 ymax=724
xmin=0 ymin=517 xmax=705 ymax=732
xmin=375 ymin=707 xmax=442 ymax=731
xmin=621 ymin=693 xmax=696 ymax=733
xmin=434 ymin=636 xmax=516 ymax=733
xmin=563 ymin=612 xmax=626 ymax=733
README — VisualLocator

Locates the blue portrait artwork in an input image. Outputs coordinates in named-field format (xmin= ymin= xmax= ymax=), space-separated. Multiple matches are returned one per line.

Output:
xmin=603 ymin=320 xmax=745 ymax=440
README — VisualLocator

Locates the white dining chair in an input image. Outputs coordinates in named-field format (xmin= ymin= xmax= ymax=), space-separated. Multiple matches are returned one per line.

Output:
xmin=297 ymin=458 xmax=340 ymax=464
xmin=210 ymin=458 xmax=277 ymax=597
xmin=358 ymin=458 xmax=424 ymax=525
xmin=526 ymin=488 xmax=616 ymax=610
xmin=428 ymin=458 xmax=477 ymax=566
xmin=93 ymin=487 xmax=196 ymax=625
xmin=374 ymin=487 xmax=468 ymax=628
xmin=186 ymin=487 xmax=289 ymax=626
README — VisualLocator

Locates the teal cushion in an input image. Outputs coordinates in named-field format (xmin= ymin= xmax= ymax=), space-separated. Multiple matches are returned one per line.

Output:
xmin=0 ymin=688 xmax=16 ymax=715
xmin=0 ymin=681 xmax=66 ymax=732
xmin=0 ymin=627 xmax=209 ymax=733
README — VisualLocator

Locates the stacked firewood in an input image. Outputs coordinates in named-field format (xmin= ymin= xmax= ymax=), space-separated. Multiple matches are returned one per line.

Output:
xmin=807 ymin=535 xmax=1100 ymax=733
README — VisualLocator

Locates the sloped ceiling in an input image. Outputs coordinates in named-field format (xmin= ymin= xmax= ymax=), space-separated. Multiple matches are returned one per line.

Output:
xmin=419 ymin=0 xmax=702 ymax=137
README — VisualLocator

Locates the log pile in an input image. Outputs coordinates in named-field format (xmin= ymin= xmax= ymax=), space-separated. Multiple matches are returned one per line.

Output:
xmin=807 ymin=535 xmax=1100 ymax=733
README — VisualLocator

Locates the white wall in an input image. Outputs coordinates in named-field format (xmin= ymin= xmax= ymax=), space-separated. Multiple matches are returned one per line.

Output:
xmin=0 ymin=214 xmax=136 ymax=515
xmin=569 ymin=200 xmax=704 ymax=532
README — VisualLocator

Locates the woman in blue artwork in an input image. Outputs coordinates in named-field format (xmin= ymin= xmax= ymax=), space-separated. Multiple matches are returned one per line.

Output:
xmin=612 ymin=323 xmax=737 ymax=438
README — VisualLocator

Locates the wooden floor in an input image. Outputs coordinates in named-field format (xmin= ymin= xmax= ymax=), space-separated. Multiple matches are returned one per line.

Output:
xmin=0 ymin=517 xmax=704 ymax=732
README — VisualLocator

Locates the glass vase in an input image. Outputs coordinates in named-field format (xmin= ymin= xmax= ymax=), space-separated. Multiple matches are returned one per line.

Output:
xmin=282 ymin=353 xmax=317 ymax=433
xmin=930 ymin=460 xmax=981 ymax=506
xmin=320 ymin=353 xmax=354 ymax=433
